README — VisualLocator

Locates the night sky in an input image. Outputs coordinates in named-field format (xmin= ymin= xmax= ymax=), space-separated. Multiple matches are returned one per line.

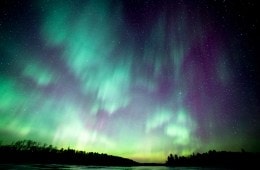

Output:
xmin=0 ymin=0 xmax=259 ymax=163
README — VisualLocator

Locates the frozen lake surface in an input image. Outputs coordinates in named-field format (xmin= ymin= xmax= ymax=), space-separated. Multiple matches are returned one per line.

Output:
xmin=0 ymin=164 xmax=230 ymax=170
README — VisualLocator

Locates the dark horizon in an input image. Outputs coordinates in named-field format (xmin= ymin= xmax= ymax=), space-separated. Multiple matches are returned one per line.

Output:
xmin=0 ymin=139 xmax=259 ymax=167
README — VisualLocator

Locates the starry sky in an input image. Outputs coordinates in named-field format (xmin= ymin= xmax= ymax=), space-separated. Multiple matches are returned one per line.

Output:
xmin=0 ymin=0 xmax=259 ymax=163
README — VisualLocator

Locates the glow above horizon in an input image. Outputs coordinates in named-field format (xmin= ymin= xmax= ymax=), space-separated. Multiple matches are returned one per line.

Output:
xmin=0 ymin=0 xmax=259 ymax=163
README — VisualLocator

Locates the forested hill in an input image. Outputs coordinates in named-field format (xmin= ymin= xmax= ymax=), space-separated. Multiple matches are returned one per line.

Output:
xmin=0 ymin=140 xmax=138 ymax=166
xmin=166 ymin=150 xmax=260 ymax=168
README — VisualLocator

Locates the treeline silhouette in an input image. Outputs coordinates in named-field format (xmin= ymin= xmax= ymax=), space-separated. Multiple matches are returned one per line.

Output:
xmin=166 ymin=150 xmax=260 ymax=168
xmin=0 ymin=140 xmax=138 ymax=166
xmin=1 ymin=140 xmax=259 ymax=167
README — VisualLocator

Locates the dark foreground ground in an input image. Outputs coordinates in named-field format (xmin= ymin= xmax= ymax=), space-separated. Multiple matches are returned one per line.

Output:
xmin=166 ymin=150 xmax=259 ymax=168
xmin=1 ymin=140 xmax=259 ymax=168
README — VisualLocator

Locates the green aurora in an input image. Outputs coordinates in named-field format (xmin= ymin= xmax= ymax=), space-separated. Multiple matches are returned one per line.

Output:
xmin=0 ymin=0 xmax=259 ymax=163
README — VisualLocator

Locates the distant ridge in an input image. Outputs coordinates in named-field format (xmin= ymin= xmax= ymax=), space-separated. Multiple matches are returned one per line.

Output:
xmin=0 ymin=140 xmax=138 ymax=166
xmin=1 ymin=140 xmax=259 ymax=168
xmin=166 ymin=150 xmax=260 ymax=168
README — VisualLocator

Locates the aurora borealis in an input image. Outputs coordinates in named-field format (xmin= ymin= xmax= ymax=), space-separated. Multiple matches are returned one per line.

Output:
xmin=0 ymin=0 xmax=259 ymax=163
